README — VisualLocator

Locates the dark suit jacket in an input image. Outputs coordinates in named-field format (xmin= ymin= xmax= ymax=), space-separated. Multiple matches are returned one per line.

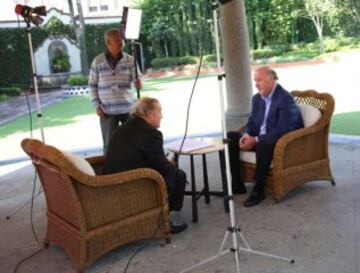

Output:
xmin=104 ymin=116 xmax=177 ymax=188
xmin=245 ymin=84 xmax=304 ymax=143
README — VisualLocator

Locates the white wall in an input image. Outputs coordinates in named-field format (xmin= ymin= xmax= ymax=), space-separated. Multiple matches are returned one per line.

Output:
xmin=34 ymin=36 xmax=81 ymax=76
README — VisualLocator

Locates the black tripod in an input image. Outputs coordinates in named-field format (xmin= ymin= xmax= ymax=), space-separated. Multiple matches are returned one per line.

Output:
xmin=180 ymin=1 xmax=294 ymax=272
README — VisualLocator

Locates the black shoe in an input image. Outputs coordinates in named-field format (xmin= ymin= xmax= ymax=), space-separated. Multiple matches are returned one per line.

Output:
xmin=169 ymin=221 xmax=188 ymax=234
xmin=243 ymin=191 xmax=266 ymax=207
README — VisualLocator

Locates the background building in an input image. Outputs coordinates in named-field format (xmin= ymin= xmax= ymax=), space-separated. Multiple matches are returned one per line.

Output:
xmin=0 ymin=0 xmax=130 ymax=86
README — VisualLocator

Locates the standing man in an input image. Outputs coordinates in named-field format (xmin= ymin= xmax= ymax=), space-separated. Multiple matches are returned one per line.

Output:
xmin=89 ymin=28 xmax=141 ymax=154
xmin=228 ymin=66 xmax=303 ymax=207
xmin=104 ymin=97 xmax=188 ymax=234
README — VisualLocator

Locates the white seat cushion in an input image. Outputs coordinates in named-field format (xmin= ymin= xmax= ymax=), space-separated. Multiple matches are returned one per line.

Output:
xmin=240 ymin=151 xmax=273 ymax=168
xmin=63 ymin=151 xmax=95 ymax=176
xmin=297 ymin=103 xmax=322 ymax=127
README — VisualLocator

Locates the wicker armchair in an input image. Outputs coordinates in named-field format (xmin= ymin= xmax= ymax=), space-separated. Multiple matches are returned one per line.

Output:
xmin=240 ymin=90 xmax=335 ymax=201
xmin=21 ymin=138 xmax=170 ymax=273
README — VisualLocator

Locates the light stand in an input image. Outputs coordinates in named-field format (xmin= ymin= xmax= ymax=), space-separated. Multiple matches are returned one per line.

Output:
xmin=6 ymin=5 xmax=46 ymax=222
xmin=131 ymin=40 xmax=140 ymax=99
xmin=26 ymin=21 xmax=45 ymax=142
xmin=180 ymin=1 xmax=294 ymax=272
xmin=15 ymin=4 xmax=46 ymax=142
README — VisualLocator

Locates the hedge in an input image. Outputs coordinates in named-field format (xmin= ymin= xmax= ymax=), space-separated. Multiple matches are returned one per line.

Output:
xmin=0 ymin=21 xmax=118 ymax=89
xmin=67 ymin=75 xmax=89 ymax=86
xmin=150 ymin=56 xmax=197 ymax=69
xmin=0 ymin=87 xmax=22 ymax=96
xmin=0 ymin=27 xmax=49 ymax=88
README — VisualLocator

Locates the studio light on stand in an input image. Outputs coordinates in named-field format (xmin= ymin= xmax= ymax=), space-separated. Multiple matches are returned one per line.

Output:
xmin=6 ymin=5 xmax=46 ymax=224
xmin=15 ymin=4 xmax=47 ymax=142
xmin=120 ymin=7 xmax=143 ymax=99
xmin=180 ymin=0 xmax=294 ymax=272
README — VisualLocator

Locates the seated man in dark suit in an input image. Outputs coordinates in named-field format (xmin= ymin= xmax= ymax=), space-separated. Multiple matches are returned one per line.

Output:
xmin=228 ymin=66 xmax=304 ymax=207
xmin=104 ymin=97 xmax=188 ymax=233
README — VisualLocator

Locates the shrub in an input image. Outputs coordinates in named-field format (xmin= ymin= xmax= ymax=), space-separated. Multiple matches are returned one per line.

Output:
xmin=203 ymin=54 xmax=224 ymax=63
xmin=150 ymin=56 xmax=197 ymax=69
xmin=0 ymin=86 xmax=22 ymax=102
xmin=67 ymin=75 xmax=89 ymax=86
xmin=324 ymin=38 xmax=340 ymax=53
xmin=269 ymin=44 xmax=291 ymax=53
xmin=304 ymin=42 xmax=318 ymax=51
xmin=251 ymin=48 xmax=277 ymax=59
xmin=178 ymin=56 xmax=197 ymax=65
xmin=0 ymin=87 xmax=22 ymax=96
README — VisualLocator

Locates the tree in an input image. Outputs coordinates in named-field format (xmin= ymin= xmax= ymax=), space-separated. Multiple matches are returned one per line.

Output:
xmin=349 ymin=0 xmax=360 ymax=23
xmin=245 ymin=0 xmax=301 ymax=49
xmin=137 ymin=0 xmax=213 ymax=60
xmin=301 ymin=0 xmax=335 ymax=53
xmin=326 ymin=0 xmax=360 ymax=37
xmin=67 ymin=0 xmax=88 ymax=74
xmin=76 ymin=0 xmax=88 ymax=74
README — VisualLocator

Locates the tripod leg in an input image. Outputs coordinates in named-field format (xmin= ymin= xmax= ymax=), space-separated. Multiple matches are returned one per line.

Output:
xmin=179 ymin=248 xmax=232 ymax=273
xmin=218 ymin=230 xmax=229 ymax=253
xmin=237 ymin=228 xmax=251 ymax=249
xmin=238 ymin=246 xmax=294 ymax=263
xmin=236 ymin=228 xmax=294 ymax=263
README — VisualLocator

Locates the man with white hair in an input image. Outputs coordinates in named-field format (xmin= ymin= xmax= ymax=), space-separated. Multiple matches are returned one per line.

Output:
xmin=228 ymin=66 xmax=303 ymax=207
xmin=104 ymin=97 xmax=188 ymax=234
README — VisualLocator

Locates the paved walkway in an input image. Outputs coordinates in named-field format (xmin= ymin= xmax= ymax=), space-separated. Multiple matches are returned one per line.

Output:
xmin=0 ymin=89 xmax=65 ymax=126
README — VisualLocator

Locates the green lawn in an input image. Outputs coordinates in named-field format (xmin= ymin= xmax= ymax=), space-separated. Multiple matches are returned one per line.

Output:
xmin=0 ymin=96 xmax=93 ymax=138
xmin=1 ymin=75 xmax=359 ymax=138
xmin=330 ymin=112 xmax=360 ymax=136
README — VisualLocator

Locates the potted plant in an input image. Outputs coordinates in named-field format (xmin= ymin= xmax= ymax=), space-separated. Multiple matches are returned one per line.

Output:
xmin=52 ymin=52 xmax=71 ymax=73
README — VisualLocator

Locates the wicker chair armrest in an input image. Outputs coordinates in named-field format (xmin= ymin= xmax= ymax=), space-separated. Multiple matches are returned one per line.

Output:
xmin=85 ymin=155 xmax=105 ymax=165
xmin=80 ymin=168 xmax=166 ymax=190
xmin=73 ymin=169 xmax=169 ymax=230
xmin=273 ymin=123 xmax=330 ymax=169
xmin=85 ymin=156 xmax=105 ymax=175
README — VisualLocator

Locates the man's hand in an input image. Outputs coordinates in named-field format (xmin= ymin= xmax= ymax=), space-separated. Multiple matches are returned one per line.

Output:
xmin=96 ymin=106 xmax=105 ymax=117
xmin=134 ymin=79 xmax=142 ymax=89
xmin=239 ymin=134 xmax=257 ymax=150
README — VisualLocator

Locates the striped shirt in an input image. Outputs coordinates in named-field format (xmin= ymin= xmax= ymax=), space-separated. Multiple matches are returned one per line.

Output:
xmin=89 ymin=52 xmax=137 ymax=115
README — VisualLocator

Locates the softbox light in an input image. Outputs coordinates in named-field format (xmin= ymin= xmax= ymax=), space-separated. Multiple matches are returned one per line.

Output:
xmin=121 ymin=7 xmax=142 ymax=40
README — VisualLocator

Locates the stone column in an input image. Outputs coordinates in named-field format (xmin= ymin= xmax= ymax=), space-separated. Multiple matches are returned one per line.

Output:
xmin=219 ymin=0 xmax=253 ymax=131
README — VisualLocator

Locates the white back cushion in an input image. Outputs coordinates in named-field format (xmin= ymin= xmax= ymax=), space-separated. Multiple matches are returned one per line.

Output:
xmin=297 ymin=103 xmax=322 ymax=127
xmin=63 ymin=151 xmax=95 ymax=176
